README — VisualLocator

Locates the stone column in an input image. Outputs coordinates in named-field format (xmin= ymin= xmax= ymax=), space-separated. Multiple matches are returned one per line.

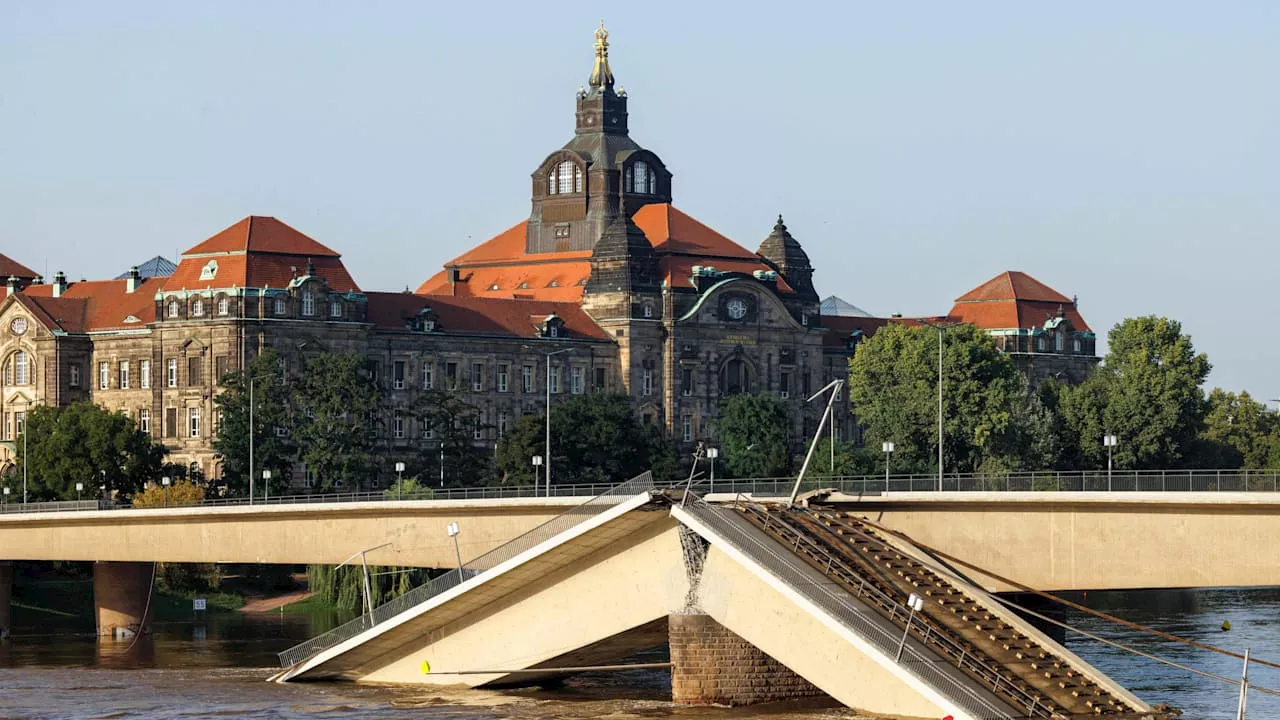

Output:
xmin=0 ymin=561 xmax=12 ymax=639
xmin=93 ymin=561 xmax=154 ymax=639
xmin=669 ymin=612 xmax=826 ymax=706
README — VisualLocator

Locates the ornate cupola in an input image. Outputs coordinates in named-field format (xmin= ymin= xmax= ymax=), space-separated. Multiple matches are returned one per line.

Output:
xmin=526 ymin=23 xmax=673 ymax=256
xmin=757 ymin=215 xmax=818 ymax=302
xmin=581 ymin=211 xmax=660 ymax=318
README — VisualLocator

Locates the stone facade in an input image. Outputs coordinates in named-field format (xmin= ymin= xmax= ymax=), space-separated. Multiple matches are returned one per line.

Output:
xmin=669 ymin=612 xmax=826 ymax=706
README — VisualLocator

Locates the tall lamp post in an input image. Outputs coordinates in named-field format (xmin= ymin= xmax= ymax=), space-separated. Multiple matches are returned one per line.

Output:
xmin=20 ymin=414 xmax=27 ymax=504
xmin=919 ymin=320 xmax=959 ymax=491
xmin=1103 ymin=434 xmax=1118 ymax=490
xmin=706 ymin=447 xmax=719 ymax=493
xmin=247 ymin=372 xmax=275 ymax=505
xmin=543 ymin=348 xmax=573 ymax=497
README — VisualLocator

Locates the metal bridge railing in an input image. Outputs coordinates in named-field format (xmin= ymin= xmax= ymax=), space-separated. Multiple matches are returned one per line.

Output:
xmin=680 ymin=500 xmax=1022 ymax=720
xmin=276 ymin=471 xmax=656 ymax=670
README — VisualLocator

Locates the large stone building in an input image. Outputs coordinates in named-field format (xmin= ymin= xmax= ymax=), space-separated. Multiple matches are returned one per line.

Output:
xmin=0 ymin=26 xmax=1096 ymax=487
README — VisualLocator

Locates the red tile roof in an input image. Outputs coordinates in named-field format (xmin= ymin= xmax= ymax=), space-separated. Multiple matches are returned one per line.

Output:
xmin=948 ymin=271 xmax=1090 ymax=332
xmin=822 ymin=315 xmax=890 ymax=348
xmin=366 ymin=292 xmax=609 ymax=341
xmin=161 ymin=254 xmax=360 ymax=293
xmin=19 ymin=277 xmax=165 ymax=332
xmin=417 ymin=204 xmax=786 ymax=301
xmin=183 ymin=216 xmax=341 ymax=257
xmin=1 ymin=253 xmax=38 ymax=280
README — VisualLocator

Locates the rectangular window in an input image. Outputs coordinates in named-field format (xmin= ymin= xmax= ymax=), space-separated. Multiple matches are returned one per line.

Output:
xmin=549 ymin=366 xmax=561 ymax=394
xmin=99 ymin=362 xmax=109 ymax=390
xmin=189 ymin=407 xmax=201 ymax=438
xmin=330 ymin=299 xmax=342 ymax=318
xmin=69 ymin=364 xmax=81 ymax=388
xmin=274 ymin=296 xmax=286 ymax=315
xmin=642 ymin=369 xmax=653 ymax=396
xmin=780 ymin=371 xmax=791 ymax=399
xmin=165 ymin=407 xmax=177 ymax=438
xmin=15 ymin=411 xmax=26 ymax=436
xmin=393 ymin=413 xmax=405 ymax=439
xmin=119 ymin=360 xmax=130 ymax=389
xmin=393 ymin=360 xmax=406 ymax=390
xmin=139 ymin=360 xmax=150 ymax=389
xmin=218 ymin=297 xmax=229 ymax=316
xmin=497 ymin=364 xmax=509 ymax=392
xmin=301 ymin=292 xmax=315 ymax=316
xmin=421 ymin=420 xmax=434 ymax=440
xmin=682 ymin=414 xmax=693 ymax=443
xmin=215 ymin=355 xmax=229 ymax=383
xmin=594 ymin=367 xmax=606 ymax=392
xmin=139 ymin=409 xmax=151 ymax=434
xmin=521 ymin=365 xmax=534 ymax=393
xmin=445 ymin=362 xmax=458 ymax=390
xmin=167 ymin=359 xmax=177 ymax=388
xmin=188 ymin=356 xmax=202 ymax=387
xmin=681 ymin=368 xmax=693 ymax=397
xmin=497 ymin=411 xmax=509 ymax=438
xmin=422 ymin=361 xmax=433 ymax=390
xmin=471 ymin=362 xmax=484 ymax=392
xmin=570 ymin=366 xmax=584 ymax=395
xmin=473 ymin=412 xmax=484 ymax=440
xmin=802 ymin=370 xmax=811 ymax=397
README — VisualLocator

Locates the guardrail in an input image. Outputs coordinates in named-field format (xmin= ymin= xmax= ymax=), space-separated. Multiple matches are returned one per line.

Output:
xmin=679 ymin=500 xmax=1020 ymax=720
xmin=4 ymin=468 xmax=1279 ymax=517
xmin=276 ymin=471 xmax=656 ymax=670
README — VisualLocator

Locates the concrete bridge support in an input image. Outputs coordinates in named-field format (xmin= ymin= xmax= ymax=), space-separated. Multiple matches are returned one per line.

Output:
xmin=0 ymin=561 xmax=11 ymax=639
xmin=669 ymin=612 xmax=826 ymax=706
xmin=93 ymin=561 xmax=154 ymax=639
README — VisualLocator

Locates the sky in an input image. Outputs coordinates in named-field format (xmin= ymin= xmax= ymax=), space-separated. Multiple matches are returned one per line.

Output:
xmin=1 ymin=2 xmax=1276 ymax=399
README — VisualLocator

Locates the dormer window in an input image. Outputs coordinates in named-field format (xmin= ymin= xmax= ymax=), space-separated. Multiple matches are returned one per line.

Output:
xmin=548 ymin=161 xmax=582 ymax=195
xmin=541 ymin=313 xmax=566 ymax=339
xmin=167 ymin=299 xmax=179 ymax=318
xmin=274 ymin=297 xmax=286 ymax=315
xmin=191 ymin=297 xmax=204 ymax=317
xmin=217 ymin=296 xmax=229 ymax=316
xmin=301 ymin=291 xmax=315 ymax=317
xmin=330 ymin=298 xmax=342 ymax=318
xmin=627 ymin=160 xmax=656 ymax=194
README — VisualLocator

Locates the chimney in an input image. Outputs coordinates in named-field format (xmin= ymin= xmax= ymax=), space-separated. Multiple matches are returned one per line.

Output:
xmin=52 ymin=271 xmax=68 ymax=297
xmin=125 ymin=266 xmax=141 ymax=293
xmin=5 ymin=276 xmax=18 ymax=296
xmin=446 ymin=265 xmax=461 ymax=296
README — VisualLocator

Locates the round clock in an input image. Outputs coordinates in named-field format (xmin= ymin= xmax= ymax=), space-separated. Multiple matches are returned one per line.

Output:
xmin=9 ymin=316 xmax=28 ymax=336
xmin=726 ymin=298 xmax=748 ymax=321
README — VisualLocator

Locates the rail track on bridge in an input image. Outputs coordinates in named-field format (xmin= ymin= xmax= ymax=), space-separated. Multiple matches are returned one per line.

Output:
xmin=735 ymin=502 xmax=1157 ymax=718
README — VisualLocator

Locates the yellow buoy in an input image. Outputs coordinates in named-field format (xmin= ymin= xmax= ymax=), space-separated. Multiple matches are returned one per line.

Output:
xmin=420 ymin=659 xmax=431 ymax=674
xmin=1221 ymin=620 xmax=1232 ymax=631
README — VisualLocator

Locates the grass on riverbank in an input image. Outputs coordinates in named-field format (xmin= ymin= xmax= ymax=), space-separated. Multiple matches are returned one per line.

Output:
xmin=280 ymin=593 xmax=335 ymax=614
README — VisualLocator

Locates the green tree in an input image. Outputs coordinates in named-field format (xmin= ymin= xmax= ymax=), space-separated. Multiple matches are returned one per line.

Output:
xmin=292 ymin=353 xmax=382 ymax=491
xmin=495 ymin=394 xmax=677 ymax=486
xmin=716 ymin=393 xmax=793 ymax=478
xmin=213 ymin=348 xmax=294 ymax=495
xmin=17 ymin=402 xmax=167 ymax=500
xmin=847 ymin=323 xmax=1046 ymax=474
xmin=1060 ymin=316 xmax=1211 ymax=469
xmin=408 ymin=388 xmax=492 ymax=487
xmin=1194 ymin=389 xmax=1276 ymax=469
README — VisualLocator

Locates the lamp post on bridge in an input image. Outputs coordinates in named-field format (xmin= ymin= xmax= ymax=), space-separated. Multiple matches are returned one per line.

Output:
xmin=161 ymin=476 xmax=171 ymax=507
xmin=246 ymin=371 xmax=277 ymax=506
xmin=882 ymin=441 xmax=895 ymax=484
xmin=262 ymin=470 xmax=272 ymax=502
xmin=1103 ymin=434 xmax=1119 ymax=490
xmin=75 ymin=482 xmax=83 ymax=502
xmin=919 ymin=320 xmax=960 ymax=491
xmin=532 ymin=455 xmax=544 ymax=494
xmin=447 ymin=522 xmax=464 ymax=578
xmin=395 ymin=462 xmax=405 ymax=500
xmin=337 ymin=542 xmax=394 ymax=627
xmin=705 ymin=447 xmax=719 ymax=493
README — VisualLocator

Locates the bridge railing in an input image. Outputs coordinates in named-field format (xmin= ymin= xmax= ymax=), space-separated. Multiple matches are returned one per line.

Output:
xmin=5 ymin=468 xmax=1280 ymax=516
xmin=276 ymin=471 xmax=656 ymax=670
xmin=680 ymin=500 xmax=1020 ymax=720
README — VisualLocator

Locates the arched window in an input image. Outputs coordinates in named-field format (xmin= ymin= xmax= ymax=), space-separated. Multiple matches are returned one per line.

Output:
xmin=633 ymin=161 xmax=649 ymax=194
xmin=720 ymin=358 xmax=751 ymax=396
xmin=574 ymin=165 xmax=583 ymax=193
xmin=191 ymin=297 xmax=204 ymax=317
xmin=4 ymin=351 xmax=31 ymax=386
xmin=549 ymin=161 xmax=582 ymax=195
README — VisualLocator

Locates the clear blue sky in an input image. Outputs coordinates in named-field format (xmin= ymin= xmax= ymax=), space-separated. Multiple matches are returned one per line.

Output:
xmin=2 ymin=2 xmax=1276 ymax=399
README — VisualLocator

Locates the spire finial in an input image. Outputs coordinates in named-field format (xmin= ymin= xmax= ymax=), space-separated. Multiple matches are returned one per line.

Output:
xmin=589 ymin=20 xmax=614 ymax=89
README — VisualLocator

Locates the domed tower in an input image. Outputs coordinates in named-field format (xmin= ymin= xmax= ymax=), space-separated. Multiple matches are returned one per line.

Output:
xmin=757 ymin=215 xmax=818 ymax=304
xmin=525 ymin=23 xmax=673 ymax=255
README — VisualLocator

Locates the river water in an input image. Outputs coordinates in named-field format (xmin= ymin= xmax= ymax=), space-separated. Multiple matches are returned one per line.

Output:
xmin=1 ymin=587 xmax=1278 ymax=720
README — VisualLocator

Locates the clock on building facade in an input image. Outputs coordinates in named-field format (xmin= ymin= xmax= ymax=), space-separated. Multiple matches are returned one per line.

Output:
xmin=719 ymin=294 xmax=756 ymax=322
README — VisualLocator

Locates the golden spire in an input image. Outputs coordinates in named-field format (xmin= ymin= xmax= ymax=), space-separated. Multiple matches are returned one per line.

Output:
xmin=589 ymin=20 xmax=614 ymax=89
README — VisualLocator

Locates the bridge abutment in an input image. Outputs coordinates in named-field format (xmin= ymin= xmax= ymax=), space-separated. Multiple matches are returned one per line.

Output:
xmin=669 ymin=612 xmax=825 ymax=706
xmin=0 ymin=561 xmax=11 ymax=639
xmin=93 ymin=561 xmax=154 ymax=639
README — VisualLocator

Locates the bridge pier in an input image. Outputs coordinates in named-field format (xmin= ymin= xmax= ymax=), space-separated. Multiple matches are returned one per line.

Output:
xmin=0 ymin=561 xmax=11 ymax=639
xmin=93 ymin=561 xmax=154 ymax=639
xmin=669 ymin=612 xmax=825 ymax=706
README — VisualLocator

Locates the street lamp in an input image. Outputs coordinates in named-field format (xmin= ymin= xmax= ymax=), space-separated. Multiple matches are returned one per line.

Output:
xmin=789 ymin=379 xmax=845 ymax=506
xmin=706 ymin=447 xmax=719 ymax=493
xmin=919 ymin=320 xmax=960 ymax=491
xmin=394 ymin=462 xmax=406 ymax=500
xmin=75 ymin=482 xmax=84 ymax=502
xmin=446 ymin=522 xmax=464 ymax=578
xmin=2 ymin=487 xmax=9 ymax=506
xmin=895 ymin=592 xmax=925 ymax=662
xmin=161 ymin=476 xmax=171 ymax=507
xmin=1103 ymin=434 xmax=1119 ymax=490
xmin=532 ymin=455 xmax=544 ymax=493
xmin=336 ymin=542 xmax=393 ymax=626
xmin=542 ymin=348 xmax=573 ymax=497
xmin=882 ymin=441 xmax=895 ymax=484
xmin=262 ymin=470 xmax=272 ymax=501
xmin=20 ymin=415 xmax=26 ymax=504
